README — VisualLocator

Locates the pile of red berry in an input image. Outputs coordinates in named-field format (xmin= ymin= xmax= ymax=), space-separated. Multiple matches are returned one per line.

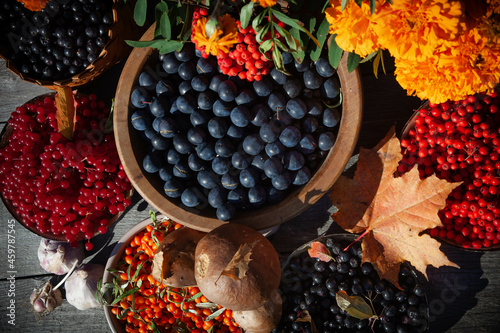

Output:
xmin=399 ymin=88 xmax=500 ymax=249
xmin=0 ymin=94 xmax=132 ymax=250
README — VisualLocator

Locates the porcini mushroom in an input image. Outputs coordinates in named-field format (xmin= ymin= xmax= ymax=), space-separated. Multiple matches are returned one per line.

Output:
xmin=152 ymin=227 xmax=206 ymax=287
xmin=194 ymin=223 xmax=281 ymax=311
xmin=232 ymin=289 xmax=283 ymax=333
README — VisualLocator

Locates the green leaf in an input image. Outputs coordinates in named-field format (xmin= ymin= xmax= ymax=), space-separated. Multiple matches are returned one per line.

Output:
xmin=341 ymin=0 xmax=349 ymax=11
xmin=125 ymin=40 xmax=166 ymax=49
xmin=346 ymin=52 xmax=361 ymax=73
xmin=336 ymin=290 xmax=378 ymax=320
xmin=104 ymin=99 xmax=114 ymax=133
xmin=149 ymin=210 xmax=157 ymax=222
xmin=271 ymin=10 xmax=320 ymax=48
xmin=187 ymin=291 xmax=203 ymax=302
xmin=386 ymin=0 xmax=393 ymax=4
xmin=369 ymin=0 xmax=376 ymax=14
xmin=359 ymin=50 xmax=378 ymax=63
xmin=328 ymin=35 xmax=343 ymax=69
xmin=134 ymin=0 xmax=148 ymax=27
xmin=196 ymin=302 xmax=220 ymax=309
xmin=255 ymin=24 xmax=270 ymax=44
xmin=205 ymin=307 xmax=226 ymax=321
xmin=178 ymin=5 xmax=193 ymax=41
xmin=159 ymin=40 xmax=183 ymax=54
xmin=372 ymin=49 xmax=386 ymax=78
xmin=252 ymin=10 xmax=266 ymax=32
xmin=310 ymin=18 xmax=330 ymax=62
xmin=290 ymin=27 xmax=305 ymax=63
xmin=156 ymin=13 xmax=171 ymax=39
xmin=111 ymin=287 xmax=140 ymax=306
xmin=273 ymin=23 xmax=299 ymax=52
xmin=154 ymin=1 xmax=169 ymax=38
xmin=240 ymin=2 xmax=254 ymax=30
xmin=258 ymin=39 xmax=274 ymax=58
xmin=272 ymin=44 xmax=286 ymax=73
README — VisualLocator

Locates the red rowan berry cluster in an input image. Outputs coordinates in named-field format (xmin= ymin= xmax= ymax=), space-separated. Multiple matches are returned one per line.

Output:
xmin=399 ymin=88 xmax=500 ymax=249
xmin=0 ymin=94 xmax=132 ymax=250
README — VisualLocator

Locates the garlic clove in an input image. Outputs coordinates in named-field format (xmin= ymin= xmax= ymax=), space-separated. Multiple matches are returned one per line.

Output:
xmin=38 ymin=238 xmax=84 ymax=275
xmin=30 ymin=281 xmax=63 ymax=315
xmin=65 ymin=263 xmax=104 ymax=310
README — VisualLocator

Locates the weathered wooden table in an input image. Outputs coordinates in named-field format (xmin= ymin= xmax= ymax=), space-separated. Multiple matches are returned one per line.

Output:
xmin=0 ymin=56 xmax=499 ymax=333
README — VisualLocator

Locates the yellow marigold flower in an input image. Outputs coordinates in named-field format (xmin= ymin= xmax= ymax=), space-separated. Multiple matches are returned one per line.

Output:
xmin=394 ymin=26 xmax=500 ymax=104
xmin=373 ymin=0 xmax=465 ymax=61
xmin=16 ymin=0 xmax=48 ymax=11
xmin=191 ymin=14 xmax=238 ymax=57
xmin=325 ymin=0 xmax=384 ymax=57
xmin=251 ymin=0 xmax=277 ymax=8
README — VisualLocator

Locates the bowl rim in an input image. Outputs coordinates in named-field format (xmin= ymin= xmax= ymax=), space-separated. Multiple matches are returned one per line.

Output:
xmin=113 ymin=23 xmax=363 ymax=232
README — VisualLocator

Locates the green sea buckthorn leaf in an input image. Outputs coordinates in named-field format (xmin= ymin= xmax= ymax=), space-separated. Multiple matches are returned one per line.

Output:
xmin=134 ymin=0 xmax=148 ymax=27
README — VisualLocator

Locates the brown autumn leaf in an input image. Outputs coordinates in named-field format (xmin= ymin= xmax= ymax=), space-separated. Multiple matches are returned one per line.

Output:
xmin=329 ymin=127 xmax=460 ymax=288
xmin=335 ymin=290 xmax=377 ymax=320
xmin=308 ymin=241 xmax=335 ymax=262
xmin=218 ymin=241 xmax=256 ymax=281
xmin=55 ymin=86 xmax=77 ymax=140
xmin=295 ymin=310 xmax=318 ymax=333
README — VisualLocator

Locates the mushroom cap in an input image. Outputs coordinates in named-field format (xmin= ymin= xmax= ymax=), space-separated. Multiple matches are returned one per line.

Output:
xmin=194 ymin=223 xmax=281 ymax=311
xmin=233 ymin=289 xmax=282 ymax=333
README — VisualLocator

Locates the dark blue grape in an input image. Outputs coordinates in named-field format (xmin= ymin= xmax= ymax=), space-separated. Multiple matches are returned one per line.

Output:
xmin=173 ymin=134 xmax=193 ymax=154
xmin=150 ymin=96 xmax=169 ymax=117
xmin=271 ymin=170 xmax=292 ymax=191
xmin=208 ymin=186 xmax=227 ymax=208
xmin=273 ymin=110 xmax=293 ymax=126
xmin=212 ymin=156 xmax=231 ymax=175
xmin=181 ymin=187 xmax=203 ymax=207
xmin=251 ymin=104 xmax=271 ymax=126
xmin=265 ymin=141 xmax=285 ymax=157
xmin=158 ymin=166 xmax=174 ymax=181
xmin=231 ymin=152 xmax=251 ymax=170
xmin=176 ymin=94 xmax=196 ymax=114
xmin=177 ymin=61 xmax=197 ymax=81
xmin=268 ymin=91 xmax=287 ymax=112
xmin=131 ymin=87 xmax=151 ymax=108
xmin=323 ymin=108 xmax=340 ymax=127
xmin=196 ymin=57 xmax=218 ymax=74
xmin=172 ymin=114 xmax=192 ymax=131
xmin=196 ymin=141 xmax=216 ymax=161
xmin=303 ymin=69 xmax=323 ymax=89
xmin=315 ymin=57 xmax=335 ymax=78
xmin=162 ymin=53 xmax=181 ymax=74
xmin=216 ymin=203 xmax=236 ymax=221
xmin=221 ymin=173 xmax=239 ymax=190
xmin=253 ymin=77 xmax=273 ymax=97
xmin=259 ymin=120 xmax=283 ymax=143
xmin=306 ymin=98 xmax=323 ymax=116
xmin=318 ymin=132 xmax=336 ymax=151
xmin=283 ymin=78 xmax=303 ymax=99
xmin=143 ymin=127 xmax=155 ymax=141
xmin=191 ymin=74 xmax=209 ymax=92
xmin=164 ymin=179 xmax=183 ymax=198
xmin=218 ymin=80 xmax=238 ymax=102
xmin=267 ymin=186 xmax=286 ymax=203
xmin=283 ymin=151 xmax=305 ymax=171
xmin=178 ymin=81 xmax=193 ymax=95
xmin=243 ymin=134 xmax=265 ymax=155
xmin=138 ymin=71 xmax=157 ymax=89
xmin=297 ymin=134 xmax=317 ymax=154
xmin=286 ymin=98 xmax=307 ymax=119
xmin=294 ymin=58 xmax=310 ymax=72
xmin=227 ymin=187 xmax=248 ymax=207
xmin=282 ymin=52 xmax=294 ymax=64
xmin=230 ymin=106 xmax=251 ymax=128
xmin=190 ymin=110 xmax=210 ymax=126
xmin=156 ymin=80 xmax=175 ymax=98
xmin=197 ymin=170 xmax=220 ymax=189
xmin=270 ymin=68 xmax=287 ymax=85
xmin=166 ymin=148 xmax=182 ymax=165
xmin=185 ymin=127 xmax=204 ymax=146
xmin=248 ymin=185 xmax=266 ymax=207
xmin=187 ymin=153 xmax=205 ymax=171
xmin=131 ymin=110 xmax=151 ymax=130
xmin=207 ymin=117 xmax=229 ymax=139
xmin=213 ymin=99 xmax=233 ymax=117
xmin=263 ymin=156 xmax=283 ymax=179
xmin=235 ymin=89 xmax=256 ymax=106
xmin=174 ymin=44 xmax=195 ymax=62
xmin=215 ymin=137 xmax=236 ymax=158
xmin=239 ymin=168 xmax=259 ymax=188
xmin=251 ymin=154 xmax=268 ymax=172
xmin=173 ymin=160 xmax=192 ymax=179
xmin=227 ymin=125 xmax=246 ymax=140
xmin=142 ymin=152 xmax=163 ymax=173
xmin=151 ymin=134 xmax=170 ymax=150
xmin=209 ymin=74 xmax=225 ymax=92
xmin=279 ymin=126 xmax=301 ymax=148
xmin=302 ymin=117 xmax=319 ymax=133
xmin=197 ymin=91 xmax=216 ymax=110
xmin=321 ymin=77 xmax=340 ymax=99
xmin=152 ymin=116 xmax=164 ymax=132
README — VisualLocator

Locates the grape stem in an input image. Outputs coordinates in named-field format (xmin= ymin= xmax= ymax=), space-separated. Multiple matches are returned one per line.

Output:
xmin=343 ymin=229 xmax=369 ymax=252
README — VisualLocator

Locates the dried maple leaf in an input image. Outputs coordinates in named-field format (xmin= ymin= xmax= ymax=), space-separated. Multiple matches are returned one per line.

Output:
xmin=17 ymin=0 xmax=49 ymax=11
xmin=329 ymin=127 xmax=460 ymax=288
xmin=308 ymin=241 xmax=335 ymax=262
xmin=218 ymin=242 xmax=256 ymax=282
xmin=55 ymin=87 xmax=77 ymax=140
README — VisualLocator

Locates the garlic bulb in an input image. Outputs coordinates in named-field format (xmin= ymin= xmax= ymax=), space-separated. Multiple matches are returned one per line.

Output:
xmin=38 ymin=238 xmax=85 ymax=275
xmin=65 ymin=263 xmax=104 ymax=310
xmin=30 ymin=281 xmax=63 ymax=315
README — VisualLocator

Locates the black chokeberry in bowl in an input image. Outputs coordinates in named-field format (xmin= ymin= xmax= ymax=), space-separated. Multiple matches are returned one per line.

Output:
xmin=114 ymin=24 xmax=362 ymax=231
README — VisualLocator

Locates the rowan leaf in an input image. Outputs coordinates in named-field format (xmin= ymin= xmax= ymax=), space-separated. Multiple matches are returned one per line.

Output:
xmin=308 ymin=241 xmax=335 ymax=262
xmin=295 ymin=310 xmax=318 ymax=333
xmin=55 ymin=86 xmax=77 ymax=140
xmin=336 ymin=290 xmax=377 ymax=320
xmin=329 ymin=127 xmax=460 ymax=288
xmin=219 ymin=242 xmax=256 ymax=281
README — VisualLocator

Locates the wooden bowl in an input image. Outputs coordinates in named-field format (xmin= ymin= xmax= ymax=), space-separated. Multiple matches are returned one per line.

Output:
xmin=0 ymin=93 xmax=131 ymax=241
xmin=0 ymin=0 xmax=141 ymax=90
xmin=114 ymin=24 xmax=363 ymax=232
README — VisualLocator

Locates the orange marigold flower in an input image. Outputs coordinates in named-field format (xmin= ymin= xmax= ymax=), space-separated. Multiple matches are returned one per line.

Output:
xmin=16 ymin=0 xmax=48 ymax=11
xmin=191 ymin=14 xmax=239 ymax=57
xmin=251 ymin=0 xmax=277 ymax=8
xmin=394 ymin=26 xmax=500 ymax=104
xmin=325 ymin=0 xmax=385 ymax=57
xmin=372 ymin=0 xmax=465 ymax=61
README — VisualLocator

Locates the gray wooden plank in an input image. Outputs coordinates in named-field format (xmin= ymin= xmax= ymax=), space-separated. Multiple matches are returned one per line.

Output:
xmin=0 ymin=60 xmax=51 ymax=123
